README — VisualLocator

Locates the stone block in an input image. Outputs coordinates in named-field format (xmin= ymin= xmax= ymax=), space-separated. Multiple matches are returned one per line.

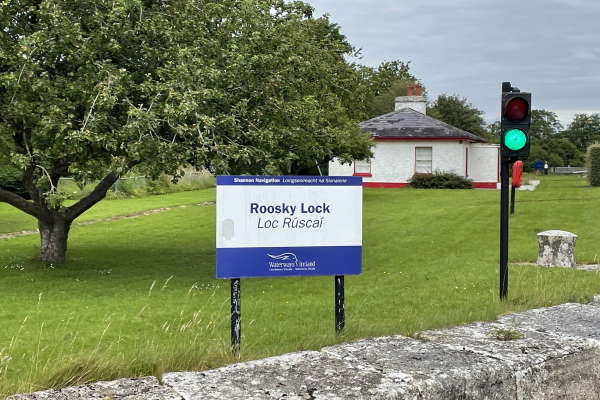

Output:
xmin=9 ymin=302 xmax=600 ymax=399
xmin=537 ymin=230 xmax=577 ymax=267
xmin=6 ymin=376 xmax=182 ymax=400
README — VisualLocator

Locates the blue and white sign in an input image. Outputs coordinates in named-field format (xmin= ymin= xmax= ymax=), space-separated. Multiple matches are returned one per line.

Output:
xmin=216 ymin=176 xmax=362 ymax=278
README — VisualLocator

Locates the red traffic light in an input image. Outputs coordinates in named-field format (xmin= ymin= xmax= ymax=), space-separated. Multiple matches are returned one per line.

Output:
xmin=504 ymin=97 xmax=529 ymax=122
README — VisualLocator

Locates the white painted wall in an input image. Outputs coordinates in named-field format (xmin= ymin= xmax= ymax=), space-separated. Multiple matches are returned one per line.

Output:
xmin=368 ymin=141 xmax=468 ymax=183
xmin=367 ymin=141 xmax=412 ymax=183
xmin=328 ymin=158 xmax=354 ymax=176
xmin=329 ymin=141 xmax=500 ymax=186
xmin=468 ymin=144 xmax=500 ymax=184
xmin=330 ymin=141 xmax=467 ymax=183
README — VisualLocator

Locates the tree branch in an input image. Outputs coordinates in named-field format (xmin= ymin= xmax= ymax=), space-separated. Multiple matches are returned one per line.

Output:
xmin=64 ymin=172 xmax=119 ymax=222
xmin=0 ymin=188 xmax=42 ymax=220
xmin=65 ymin=161 xmax=140 ymax=222
xmin=22 ymin=164 xmax=44 ymax=206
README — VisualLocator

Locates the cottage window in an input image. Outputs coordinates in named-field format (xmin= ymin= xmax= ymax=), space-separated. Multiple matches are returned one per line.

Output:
xmin=415 ymin=147 xmax=432 ymax=173
xmin=354 ymin=159 xmax=371 ymax=176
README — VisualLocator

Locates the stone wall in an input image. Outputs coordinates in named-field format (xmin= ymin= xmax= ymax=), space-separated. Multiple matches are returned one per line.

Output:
xmin=9 ymin=300 xmax=600 ymax=399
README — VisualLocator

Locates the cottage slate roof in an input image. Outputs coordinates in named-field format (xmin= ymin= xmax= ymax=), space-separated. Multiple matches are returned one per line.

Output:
xmin=360 ymin=108 xmax=487 ymax=143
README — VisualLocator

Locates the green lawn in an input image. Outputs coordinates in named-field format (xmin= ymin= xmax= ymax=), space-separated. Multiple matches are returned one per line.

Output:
xmin=0 ymin=189 xmax=215 ymax=234
xmin=1 ymin=175 xmax=599 ymax=396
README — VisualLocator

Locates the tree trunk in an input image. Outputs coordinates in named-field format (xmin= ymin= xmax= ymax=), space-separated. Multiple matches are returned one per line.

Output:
xmin=38 ymin=218 xmax=71 ymax=264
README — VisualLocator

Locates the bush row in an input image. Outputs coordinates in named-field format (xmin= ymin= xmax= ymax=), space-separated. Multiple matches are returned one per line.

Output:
xmin=409 ymin=171 xmax=473 ymax=189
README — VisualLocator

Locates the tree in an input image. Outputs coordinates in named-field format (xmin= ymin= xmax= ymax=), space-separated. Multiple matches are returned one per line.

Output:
xmin=486 ymin=121 xmax=500 ymax=143
xmin=359 ymin=61 xmax=417 ymax=119
xmin=529 ymin=109 xmax=563 ymax=139
xmin=524 ymin=109 xmax=576 ymax=169
xmin=563 ymin=113 xmax=600 ymax=152
xmin=0 ymin=0 xmax=372 ymax=263
xmin=427 ymin=94 xmax=489 ymax=139
xmin=527 ymin=138 xmax=584 ymax=169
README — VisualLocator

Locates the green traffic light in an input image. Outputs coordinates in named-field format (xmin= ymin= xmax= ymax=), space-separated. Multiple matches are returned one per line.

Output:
xmin=503 ymin=128 xmax=527 ymax=151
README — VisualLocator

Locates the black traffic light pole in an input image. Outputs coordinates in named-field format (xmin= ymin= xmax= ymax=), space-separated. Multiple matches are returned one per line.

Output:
xmin=499 ymin=81 xmax=531 ymax=300
xmin=510 ymin=185 xmax=516 ymax=215
xmin=500 ymin=160 xmax=510 ymax=299
xmin=499 ymin=81 xmax=512 ymax=300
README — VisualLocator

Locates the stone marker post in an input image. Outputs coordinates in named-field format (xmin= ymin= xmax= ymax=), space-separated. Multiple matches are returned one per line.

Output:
xmin=536 ymin=230 xmax=577 ymax=267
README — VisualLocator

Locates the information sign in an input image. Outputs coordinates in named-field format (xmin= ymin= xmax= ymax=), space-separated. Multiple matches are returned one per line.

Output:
xmin=216 ymin=176 xmax=362 ymax=279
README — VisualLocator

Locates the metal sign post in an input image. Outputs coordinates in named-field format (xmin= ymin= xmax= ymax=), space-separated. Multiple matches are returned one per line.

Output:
xmin=231 ymin=278 xmax=241 ymax=355
xmin=334 ymin=275 xmax=345 ymax=333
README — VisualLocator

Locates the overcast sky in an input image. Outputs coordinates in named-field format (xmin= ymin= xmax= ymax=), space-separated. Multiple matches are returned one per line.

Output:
xmin=308 ymin=0 xmax=600 ymax=126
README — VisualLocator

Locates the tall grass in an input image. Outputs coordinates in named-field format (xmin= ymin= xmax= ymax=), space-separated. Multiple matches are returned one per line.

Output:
xmin=58 ymin=172 xmax=215 ymax=200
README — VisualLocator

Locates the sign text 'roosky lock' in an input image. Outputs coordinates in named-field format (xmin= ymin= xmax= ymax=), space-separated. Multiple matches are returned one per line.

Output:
xmin=251 ymin=202 xmax=331 ymax=229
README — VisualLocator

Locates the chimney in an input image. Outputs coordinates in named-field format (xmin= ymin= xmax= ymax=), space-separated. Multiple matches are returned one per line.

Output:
xmin=395 ymin=83 xmax=426 ymax=114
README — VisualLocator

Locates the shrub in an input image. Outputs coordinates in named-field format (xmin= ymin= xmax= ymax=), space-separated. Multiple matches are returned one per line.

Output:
xmin=409 ymin=171 xmax=473 ymax=189
xmin=587 ymin=144 xmax=600 ymax=187
xmin=146 ymin=175 xmax=172 ymax=195
xmin=61 ymin=173 xmax=216 ymax=200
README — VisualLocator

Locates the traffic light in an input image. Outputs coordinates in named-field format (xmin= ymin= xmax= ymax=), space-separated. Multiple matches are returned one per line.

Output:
xmin=501 ymin=85 xmax=531 ymax=160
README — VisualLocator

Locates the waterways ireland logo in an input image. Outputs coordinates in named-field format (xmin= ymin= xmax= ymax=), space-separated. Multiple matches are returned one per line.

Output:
xmin=267 ymin=252 xmax=316 ymax=272
xmin=267 ymin=253 xmax=298 ymax=263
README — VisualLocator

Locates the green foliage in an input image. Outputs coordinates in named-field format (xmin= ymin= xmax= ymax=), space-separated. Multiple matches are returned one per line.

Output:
xmin=587 ymin=144 xmax=600 ymax=186
xmin=57 ymin=175 xmax=216 ymax=200
xmin=486 ymin=121 xmax=501 ymax=144
xmin=529 ymin=109 xmax=563 ymax=139
xmin=427 ymin=94 xmax=489 ymax=140
xmin=492 ymin=328 xmax=524 ymax=341
xmin=409 ymin=171 xmax=473 ymax=189
xmin=527 ymin=137 xmax=585 ymax=170
xmin=1 ymin=0 xmax=378 ymax=261
xmin=564 ymin=113 xmax=600 ymax=152
xmin=0 ymin=161 xmax=27 ymax=198
xmin=0 ymin=0 xmax=372 ymax=204
xmin=358 ymin=60 xmax=418 ymax=118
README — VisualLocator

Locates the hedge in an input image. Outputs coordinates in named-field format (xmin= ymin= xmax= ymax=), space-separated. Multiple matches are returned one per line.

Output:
xmin=409 ymin=171 xmax=473 ymax=189
xmin=587 ymin=144 xmax=600 ymax=187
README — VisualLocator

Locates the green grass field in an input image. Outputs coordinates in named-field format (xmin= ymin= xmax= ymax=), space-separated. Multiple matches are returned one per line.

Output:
xmin=0 ymin=189 xmax=215 ymax=235
xmin=1 ymin=175 xmax=599 ymax=396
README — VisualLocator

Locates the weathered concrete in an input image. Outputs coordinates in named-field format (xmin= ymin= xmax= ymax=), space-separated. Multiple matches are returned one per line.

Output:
xmin=7 ymin=377 xmax=182 ymax=399
xmin=10 ymin=302 xmax=600 ymax=400
xmin=422 ymin=318 xmax=600 ymax=399
xmin=163 ymin=338 xmax=517 ymax=400
xmin=537 ymin=230 xmax=578 ymax=267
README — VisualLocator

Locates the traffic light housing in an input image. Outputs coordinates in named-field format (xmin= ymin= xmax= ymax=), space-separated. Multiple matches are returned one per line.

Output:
xmin=501 ymin=87 xmax=531 ymax=160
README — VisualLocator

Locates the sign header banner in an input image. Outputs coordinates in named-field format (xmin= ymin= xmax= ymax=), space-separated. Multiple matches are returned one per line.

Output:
xmin=216 ymin=176 xmax=362 ymax=278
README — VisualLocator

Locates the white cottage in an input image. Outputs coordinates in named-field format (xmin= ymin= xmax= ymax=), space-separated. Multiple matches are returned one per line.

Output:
xmin=329 ymin=87 xmax=500 ymax=189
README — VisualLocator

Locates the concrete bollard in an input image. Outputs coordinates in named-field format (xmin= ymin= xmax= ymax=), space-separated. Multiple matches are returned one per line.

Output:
xmin=537 ymin=230 xmax=578 ymax=267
